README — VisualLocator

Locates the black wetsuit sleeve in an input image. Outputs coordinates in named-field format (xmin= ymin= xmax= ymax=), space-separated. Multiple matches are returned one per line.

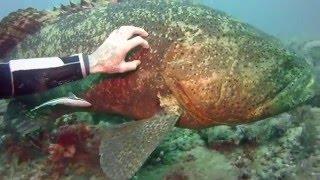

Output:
xmin=0 ymin=54 xmax=90 ymax=99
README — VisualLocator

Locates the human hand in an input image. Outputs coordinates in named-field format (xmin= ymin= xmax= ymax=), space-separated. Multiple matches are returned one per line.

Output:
xmin=88 ymin=26 xmax=150 ymax=74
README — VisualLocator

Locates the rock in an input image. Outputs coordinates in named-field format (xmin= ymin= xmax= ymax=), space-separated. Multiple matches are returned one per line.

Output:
xmin=137 ymin=147 xmax=238 ymax=180
xmin=0 ymin=100 xmax=8 ymax=115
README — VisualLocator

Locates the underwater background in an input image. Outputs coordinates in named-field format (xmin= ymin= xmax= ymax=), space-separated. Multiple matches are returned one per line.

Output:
xmin=2 ymin=0 xmax=320 ymax=40
xmin=0 ymin=0 xmax=320 ymax=179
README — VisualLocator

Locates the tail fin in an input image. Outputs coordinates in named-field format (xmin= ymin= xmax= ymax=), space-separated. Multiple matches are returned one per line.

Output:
xmin=99 ymin=114 xmax=180 ymax=180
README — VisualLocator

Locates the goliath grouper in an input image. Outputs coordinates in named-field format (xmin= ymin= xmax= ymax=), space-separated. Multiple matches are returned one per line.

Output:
xmin=3 ymin=0 xmax=317 ymax=179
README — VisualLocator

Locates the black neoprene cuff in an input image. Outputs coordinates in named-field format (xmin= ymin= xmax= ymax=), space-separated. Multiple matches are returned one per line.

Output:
xmin=82 ymin=54 xmax=90 ymax=76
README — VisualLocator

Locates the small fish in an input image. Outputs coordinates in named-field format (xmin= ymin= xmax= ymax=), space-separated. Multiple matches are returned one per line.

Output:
xmin=31 ymin=93 xmax=91 ymax=111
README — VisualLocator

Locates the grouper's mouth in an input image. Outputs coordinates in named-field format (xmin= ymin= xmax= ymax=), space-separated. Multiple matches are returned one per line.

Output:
xmin=252 ymin=67 xmax=315 ymax=119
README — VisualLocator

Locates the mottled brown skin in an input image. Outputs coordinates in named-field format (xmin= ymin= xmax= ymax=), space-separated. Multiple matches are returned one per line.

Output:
xmin=0 ymin=0 xmax=117 ymax=59
xmin=0 ymin=8 xmax=49 ymax=59
xmin=85 ymin=48 xmax=168 ymax=119
xmin=83 ymin=35 xmax=312 ymax=129
xmin=10 ymin=1 xmax=315 ymax=129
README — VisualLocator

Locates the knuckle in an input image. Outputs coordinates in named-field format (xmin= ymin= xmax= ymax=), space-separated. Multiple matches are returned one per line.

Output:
xmin=119 ymin=26 xmax=131 ymax=31
xmin=118 ymin=67 xmax=126 ymax=73
xmin=137 ymin=27 xmax=145 ymax=32
xmin=142 ymin=39 xmax=148 ymax=44
xmin=118 ymin=27 xmax=125 ymax=33
xmin=127 ymin=25 xmax=135 ymax=29
xmin=135 ymin=36 xmax=143 ymax=41
xmin=140 ymin=38 xmax=148 ymax=46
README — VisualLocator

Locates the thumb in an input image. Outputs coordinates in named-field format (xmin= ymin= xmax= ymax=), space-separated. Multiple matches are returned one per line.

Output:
xmin=118 ymin=60 xmax=141 ymax=73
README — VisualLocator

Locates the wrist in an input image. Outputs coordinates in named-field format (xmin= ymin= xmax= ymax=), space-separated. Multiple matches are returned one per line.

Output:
xmin=88 ymin=54 xmax=99 ymax=74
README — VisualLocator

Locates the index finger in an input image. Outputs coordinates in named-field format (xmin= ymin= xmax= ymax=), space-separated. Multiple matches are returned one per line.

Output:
xmin=120 ymin=26 xmax=149 ymax=39
xmin=123 ymin=36 xmax=150 ymax=53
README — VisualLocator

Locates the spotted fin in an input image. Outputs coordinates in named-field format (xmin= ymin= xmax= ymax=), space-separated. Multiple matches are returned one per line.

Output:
xmin=99 ymin=114 xmax=180 ymax=180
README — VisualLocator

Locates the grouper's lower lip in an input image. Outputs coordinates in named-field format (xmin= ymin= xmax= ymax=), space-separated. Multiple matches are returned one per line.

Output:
xmin=260 ymin=70 xmax=315 ymax=118
xmin=244 ymin=68 xmax=313 ymax=123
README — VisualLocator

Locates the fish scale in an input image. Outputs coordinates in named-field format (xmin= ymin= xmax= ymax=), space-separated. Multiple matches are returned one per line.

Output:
xmin=7 ymin=0 xmax=315 ymax=127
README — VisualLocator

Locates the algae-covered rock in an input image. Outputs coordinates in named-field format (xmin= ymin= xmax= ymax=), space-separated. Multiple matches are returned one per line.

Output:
xmin=148 ymin=128 xmax=205 ymax=164
xmin=137 ymin=147 xmax=238 ymax=180
xmin=137 ymin=106 xmax=320 ymax=180
xmin=252 ymin=127 xmax=304 ymax=179
xmin=236 ymin=113 xmax=293 ymax=144
xmin=200 ymin=112 xmax=293 ymax=149
xmin=0 ymin=106 xmax=319 ymax=179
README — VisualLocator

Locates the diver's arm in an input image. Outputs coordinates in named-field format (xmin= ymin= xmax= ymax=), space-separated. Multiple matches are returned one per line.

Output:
xmin=0 ymin=54 xmax=90 ymax=98
xmin=0 ymin=25 xmax=149 ymax=99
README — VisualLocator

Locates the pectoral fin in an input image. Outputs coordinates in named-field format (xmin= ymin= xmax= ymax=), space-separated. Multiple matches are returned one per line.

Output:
xmin=99 ymin=113 xmax=180 ymax=180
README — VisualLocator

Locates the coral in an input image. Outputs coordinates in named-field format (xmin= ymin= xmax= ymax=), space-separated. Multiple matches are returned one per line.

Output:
xmin=199 ymin=113 xmax=293 ymax=153
xmin=0 ymin=100 xmax=8 ymax=131
xmin=0 ymin=106 xmax=319 ymax=179
xmin=147 ymin=128 xmax=205 ymax=165
xmin=251 ymin=127 xmax=304 ymax=179
xmin=136 ymin=106 xmax=320 ymax=179
xmin=137 ymin=147 xmax=238 ymax=180
xmin=229 ymin=106 xmax=319 ymax=179
xmin=236 ymin=113 xmax=293 ymax=144
xmin=48 ymin=124 xmax=100 ymax=169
